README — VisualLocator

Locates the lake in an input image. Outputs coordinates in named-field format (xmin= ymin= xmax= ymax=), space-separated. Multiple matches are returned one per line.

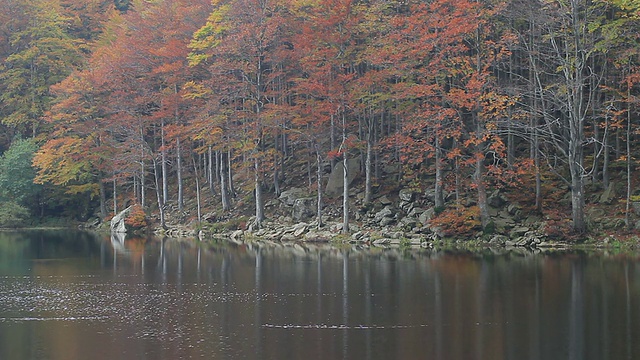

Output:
xmin=0 ymin=230 xmax=639 ymax=359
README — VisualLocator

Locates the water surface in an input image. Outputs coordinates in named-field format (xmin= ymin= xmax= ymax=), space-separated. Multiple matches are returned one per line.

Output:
xmin=0 ymin=230 xmax=639 ymax=359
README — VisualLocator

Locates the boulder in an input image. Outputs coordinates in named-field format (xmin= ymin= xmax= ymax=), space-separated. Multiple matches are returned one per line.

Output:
xmin=110 ymin=206 xmax=132 ymax=234
xmin=509 ymin=226 xmax=530 ymax=239
xmin=279 ymin=187 xmax=308 ymax=206
xmin=489 ymin=235 xmax=508 ymax=246
xmin=304 ymin=230 xmax=334 ymax=242
xmin=599 ymin=181 xmax=616 ymax=204
xmin=374 ymin=206 xmax=394 ymax=223
xmin=399 ymin=189 xmax=415 ymax=202
xmin=408 ymin=207 xmax=425 ymax=218
xmin=418 ymin=208 xmax=435 ymax=225
xmin=292 ymin=223 xmax=309 ymax=237
xmin=325 ymin=158 xmax=361 ymax=198
xmin=230 ymin=229 xmax=244 ymax=241
xmin=488 ymin=190 xmax=507 ymax=208
xmin=378 ymin=195 xmax=393 ymax=206
xmin=292 ymin=198 xmax=316 ymax=221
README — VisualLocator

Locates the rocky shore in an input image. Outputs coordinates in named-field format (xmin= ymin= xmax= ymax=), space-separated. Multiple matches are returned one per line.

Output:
xmin=144 ymin=184 xmax=639 ymax=251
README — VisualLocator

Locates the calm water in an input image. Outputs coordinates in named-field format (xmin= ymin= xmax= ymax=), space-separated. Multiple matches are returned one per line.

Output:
xmin=0 ymin=230 xmax=639 ymax=360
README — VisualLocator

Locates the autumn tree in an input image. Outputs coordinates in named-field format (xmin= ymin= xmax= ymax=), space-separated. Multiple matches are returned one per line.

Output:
xmin=190 ymin=0 xmax=296 ymax=229
xmin=0 ymin=0 xmax=83 ymax=138
xmin=513 ymin=0 xmax=609 ymax=233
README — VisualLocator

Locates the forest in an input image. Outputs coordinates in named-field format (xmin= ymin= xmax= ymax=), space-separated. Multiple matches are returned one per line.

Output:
xmin=1 ymin=0 xmax=640 ymax=239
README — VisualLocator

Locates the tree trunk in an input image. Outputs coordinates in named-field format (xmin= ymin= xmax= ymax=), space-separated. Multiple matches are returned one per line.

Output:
xmin=177 ymin=138 xmax=183 ymax=211
xmin=341 ymin=111 xmax=349 ymax=235
xmin=153 ymin=158 xmax=166 ymax=229
xmin=569 ymin=159 xmax=586 ymax=233
xmin=192 ymin=156 xmax=202 ymax=226
xmin=99 ymin=179 xmax=107 ymax=219
xmin=434 ymin=135 xmax=445 ymax=209
xmin=475 ymin=154 xmax=490 ymax=229
xmin=208 ymin=146 xmax=215 ymax=195
xmin=342 ymin=152 xmax=349 ymax=234
xmin=315 ymin=143 xmax=323 ymax=229
xmin=220 ymin=151 xmax=231 ymax=212
xmin=364 ymin=122 xmax=373 ymax=205
xmin=140 ymin=160 xmax=146 ymax=208
xmin=254 ymin=157 xmax=264 ymax=229
xmin=625 ymin=73 xmax=632 ymax=228
xmin=113 ymin=178 xmax=117 ymax=216
xmin=161 ymin=119 xmax=168 ymax=205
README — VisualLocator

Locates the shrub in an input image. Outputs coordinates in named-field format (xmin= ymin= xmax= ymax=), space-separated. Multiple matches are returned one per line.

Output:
xmin=0 ymin=201 xmax=30 ymax=228
xmin=125 ymin=205 xmax=148 ymax=229
xmin=429 ymin=206 xmax=481 ymax=237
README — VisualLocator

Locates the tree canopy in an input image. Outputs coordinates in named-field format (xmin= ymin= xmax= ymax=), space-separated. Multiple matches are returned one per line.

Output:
xmin=0 ymin=0 xmax=639 ymax=236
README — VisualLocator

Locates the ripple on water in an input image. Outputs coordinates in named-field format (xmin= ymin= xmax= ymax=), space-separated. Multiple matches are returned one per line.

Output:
xmin=0 ymin=277 xmax=266 ymax=344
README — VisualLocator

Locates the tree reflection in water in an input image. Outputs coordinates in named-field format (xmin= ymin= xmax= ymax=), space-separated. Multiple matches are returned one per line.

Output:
xmin=0 ymin=231 xmax=639 ymax=360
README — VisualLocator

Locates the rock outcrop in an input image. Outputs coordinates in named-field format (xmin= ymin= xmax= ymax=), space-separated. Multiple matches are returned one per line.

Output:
xmin=110 ymin=206 xmax=132 ymax=234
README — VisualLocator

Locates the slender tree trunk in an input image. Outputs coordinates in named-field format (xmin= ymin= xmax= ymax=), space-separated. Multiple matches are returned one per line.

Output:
xmin=569 ymin=157 xmax=586 ymax=233
xmin=315 ymin=142 xmax=323 ymax=229
xmin=534 ymin=129 xmax=542 ymax=213
xmin=434 ymin=135 xmax=445 ymax=209
xmin=220 ymin=151 xmax=230 ymax=212
xmin=161 ymin=119 xmax=168 ymax=205
xmin=227 ymin=149 xmax=234 ymax=196
xmin=254 ymin=157 xmax=264 ymax=229
xmin=342 ymin=152 xmax=349 ymax=234
xmin=141 ymin=160 xmax=146 ymax=208
xmin=626 ymin=71 xmax=632 ymax=228
xmin=99 ymin=179 xmax=107 ymax=219
xmin=153 ymin=158 xmax=166 ymax=229
xmin=364 ymin=119 xmax=373 ymax=205
xmin=177 ymin=138 xmax=183 ymax=211
xmin=208 ymin=146 xmax=215 ymax=195
xmin=330 ymin=113 xmax=336 ymax=169
xmin=192 ymin=156 xmax=202 ymax=226
xmin=113 ymin=178 xmax=117 ymax=216
xmin=603 ymin=129 xmax=610 ymax=190
xmin=475 ymin=153 xmax=490 ymax=229
xmin=342 ymin=113 xmax=349 ymax=235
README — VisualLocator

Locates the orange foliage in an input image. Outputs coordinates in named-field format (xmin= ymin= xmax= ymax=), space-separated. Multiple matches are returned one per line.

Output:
xmin=125 ymin=205 xmax=148 ymax=229
xmin=430 ymin=206 xmax=482 ymax=237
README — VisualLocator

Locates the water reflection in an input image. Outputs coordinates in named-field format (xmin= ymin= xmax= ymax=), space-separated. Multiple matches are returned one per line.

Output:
xmin=0 ymin=231 xmax=639 ymax=359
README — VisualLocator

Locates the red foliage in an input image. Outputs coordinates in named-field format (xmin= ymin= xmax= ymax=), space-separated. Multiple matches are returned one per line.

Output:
xmin=125 ymin=205 xmax=148 ymax=229
xmin=430 ymin=206 xmax=482 ymax=237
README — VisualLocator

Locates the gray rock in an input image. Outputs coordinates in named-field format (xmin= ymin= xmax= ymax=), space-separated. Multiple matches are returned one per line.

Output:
xmin=279 ymin=187 xmax=308 ymax=206
xmin=304 ymin=230 xmax=334 ymax=242
xmin=378 ymin=195 xmax=393 ymax=206
xmin=408 ymin=207 xmax=425 ymax=218
xmin=380 ymin=217 xmax=396 ymax=227
xmin=293 ymin=223 xmax=308 ymax=237
xmin=510 ymin=226 xmax=530 ymax=239
xmin=230 ymin=229 xmax=244 ymax=241
xmin=325 ymin=158 xmax=361 ymax=198
xmin=488 ymin=190 xmax=507 ymax=208
xmin=373 ymin=238 xmax=392 ymax=246
xmin=280 ymin=233 xmax=297 ymax=241
xmin=374 ymin=206 xmax=394 ymax=223
xmin=110 ymin=206 xmax=132 ymax=234
xmin=489 ymin=235 xmax=508 ymax=246
xmin=418 ymin=208 xmax=435 ymax=225
xmin=599 ymin=181 xmax=616 ymax=204
xmin=398 ymin=217 xmax=418 ymax=230
xmin=399 ymin=189 xmax=415 ymax=202
xmin=292 ymin=198 xmax=317 ymax=221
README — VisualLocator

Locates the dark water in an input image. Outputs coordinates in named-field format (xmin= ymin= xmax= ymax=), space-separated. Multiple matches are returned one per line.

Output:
xmin=0 ymin=231 xmax=639 ymax=360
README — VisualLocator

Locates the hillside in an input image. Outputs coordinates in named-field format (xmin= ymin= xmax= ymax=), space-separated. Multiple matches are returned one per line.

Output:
xmin=125 ymin=154 xmax=640 ymax=250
